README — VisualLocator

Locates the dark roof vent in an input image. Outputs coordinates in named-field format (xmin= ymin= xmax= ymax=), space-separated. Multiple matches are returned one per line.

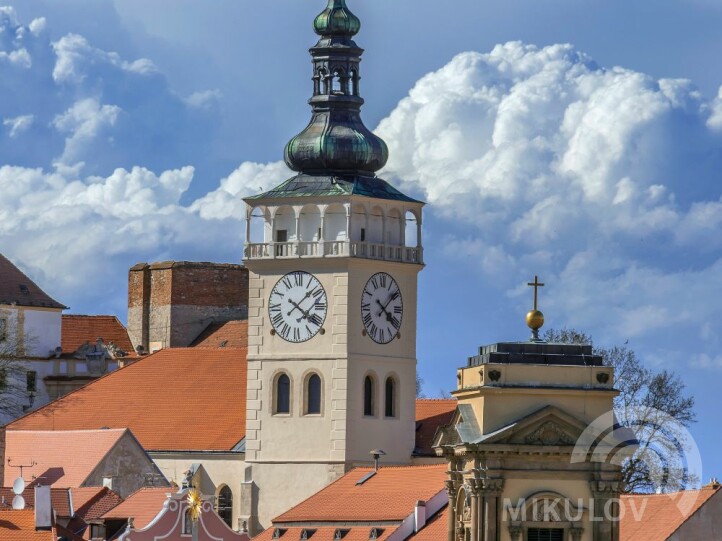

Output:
xmin=273 ymin=529 xmax=287 ymax=539
xmin=369 ymin=528 xmax=384 ymax=540
xmin=334 ymin=529 xmax=349 ymax=540
xmin=300 ymin=529 xmax=316 ymax=540
xmin=19 ymin=284 xmax=30 ymax=295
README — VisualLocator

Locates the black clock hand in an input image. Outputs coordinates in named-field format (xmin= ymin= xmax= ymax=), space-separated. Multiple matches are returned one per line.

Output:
xmin=288 ymin=298 xmax=308 ymax=319
xmin=376 ymin=298 xmax=393 ymax=322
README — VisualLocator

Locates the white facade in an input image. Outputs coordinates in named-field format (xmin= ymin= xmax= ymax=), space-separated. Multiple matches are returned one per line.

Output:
xmin=0 ymin=304 xmax=63 ymax=424
xmin=242 ymin=195 xmax=424 ymax=532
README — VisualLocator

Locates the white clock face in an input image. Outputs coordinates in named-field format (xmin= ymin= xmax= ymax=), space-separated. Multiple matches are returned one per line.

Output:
xmin=269 ymin=271 xmax=328 ymax=343
xmin=361 ymin=272 xmax=403 ymax=344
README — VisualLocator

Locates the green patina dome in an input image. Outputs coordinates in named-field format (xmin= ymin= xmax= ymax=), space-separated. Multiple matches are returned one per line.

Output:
xmin=285 ymin=111 xmax=388 ymax=174
xmin=313 ymin=0 xmax=361 ymax=37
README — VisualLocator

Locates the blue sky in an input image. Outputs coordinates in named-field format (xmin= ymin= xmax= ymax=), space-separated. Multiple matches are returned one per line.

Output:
xmin=1 ymin=1 xmax=721 ymax=479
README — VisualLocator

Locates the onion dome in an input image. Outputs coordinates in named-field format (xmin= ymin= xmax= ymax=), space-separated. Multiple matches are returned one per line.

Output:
xmin=283 ymin=0 xmax=388 ymax=175
xmin=313 ymin=0 xmax=361 ymax=37
xmin=285 ymin=112 xmax=388 ymax=175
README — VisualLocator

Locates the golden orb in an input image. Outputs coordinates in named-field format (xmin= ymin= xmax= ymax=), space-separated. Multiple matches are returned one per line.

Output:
xmin=526 ymin=309 xmax=545 ymax=331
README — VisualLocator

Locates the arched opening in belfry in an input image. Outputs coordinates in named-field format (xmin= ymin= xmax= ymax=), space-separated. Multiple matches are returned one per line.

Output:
xmin=368 ymin=206 xmax=384 ymax=244
xmin=273 ymin=206 xmax=296 ymax=244
xmin=331 ymin=69 xmax=344 ymax=94
xmin=405 ymin=210 xmax=419 ymax=247
xmin=324 ymin=204 xmax=347 ymax=242
xmin=319 ymin=69 xmax=329 ymax=95
xmin=249 ymin=207 xmax=268 ymax=244
xmin=350 ymin=203 xmax=368 ymax=242
xmin=349 ymin=69 xmax=358 ymax=96
xmin=386 ymin=208 xmax=402 ymax=246
xmin=299 ymin=204 xmax=322 ymax=245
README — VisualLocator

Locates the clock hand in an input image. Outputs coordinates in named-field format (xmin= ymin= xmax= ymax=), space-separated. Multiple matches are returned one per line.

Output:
xmin=376 ymin=298 xmax=393 ymax=322
xmin=288 ymin=298 xmax=308 ymax=319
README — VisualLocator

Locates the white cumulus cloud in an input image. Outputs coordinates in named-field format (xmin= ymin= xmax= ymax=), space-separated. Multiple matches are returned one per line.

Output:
xmin=376 ymin=41 xmax=722 ymax=359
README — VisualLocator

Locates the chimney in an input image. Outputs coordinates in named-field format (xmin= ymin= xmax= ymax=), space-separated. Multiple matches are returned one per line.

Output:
xmin=35 ymin=484 xmax=52 ymax=530
xmin=414 ymin=500 xmax=426 ymax=532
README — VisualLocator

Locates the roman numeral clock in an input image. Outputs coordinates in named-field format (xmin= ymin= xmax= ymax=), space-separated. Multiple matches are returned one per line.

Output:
xmin=362 ymin=273 xmax=403 ymax=344
xmin=269 ymin=271 xmax=328 ymax=343
xmin=239 ymin=0 xmax=425 ymax=531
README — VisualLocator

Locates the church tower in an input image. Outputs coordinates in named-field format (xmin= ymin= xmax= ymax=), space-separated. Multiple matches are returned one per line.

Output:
xmin=241 ymin=0 xmax=424 ymax=531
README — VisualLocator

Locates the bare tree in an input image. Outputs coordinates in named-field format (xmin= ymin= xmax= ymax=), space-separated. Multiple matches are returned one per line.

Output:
xmin=543 ymin=328 xmax=697 ymax=493
xmin=0 ymin=329 xmax=35 ymax=422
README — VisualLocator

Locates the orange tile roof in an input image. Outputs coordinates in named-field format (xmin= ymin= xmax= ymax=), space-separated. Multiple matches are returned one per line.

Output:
xmin=8 ymin=348 xmax=248 ymax=451
xmin=254 ymin=526 xmax=393 ymax=541
xmin=191 ymin=320 xmax=249 ymax=349
xmin=61 ymin=315 xmax=136 ymax=357
xmin=101 ymin=487 xmax=171 ymax=529
xmin=415 ymin=399 xmax=456 ymax=456
xmin=274 ymin=465 xmax=448 ymax=523
xmin=3 ymin=429 xmax=127 ymax=488
xmin=0 ymin=486 xmax=115 ymax=519
xmin=619 ymin=487 xmax=719 ymax=541
xmin=0 ymin=254 xmax=66 ymax=310
xmin=407 ymin=505 xmax=447 ymax=541
xmin=73 ymin=487 xmax=123 ymax=521
xmin=0 ymin=509 xmax=56 ymax=541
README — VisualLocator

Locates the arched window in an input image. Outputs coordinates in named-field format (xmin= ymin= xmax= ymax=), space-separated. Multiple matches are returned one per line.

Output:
xmin=183 ymin=508 xmax=193 ymax=534
xmin=364 ymin=375 xmax=375 ymax=416
xmin=385 ymin=377 xmax=396 ymax=418
xmin=216 ymin=486 xmax=233 ymax=528
xmin=306 ymin=374 xmax=322 ymax=415
xmin=275 ymin=373 xmax=291 ymax=414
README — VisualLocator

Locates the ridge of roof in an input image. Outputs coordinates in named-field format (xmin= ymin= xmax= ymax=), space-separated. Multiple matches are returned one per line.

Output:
xmin=0 ymin=253 xmax=67 ymax=309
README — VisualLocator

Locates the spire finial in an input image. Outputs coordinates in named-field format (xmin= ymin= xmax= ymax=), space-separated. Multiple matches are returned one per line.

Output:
xmin=526 ymin=275 xmax=545 ymax=341
xmin=283 ymin=0 xmax=388 ymax=176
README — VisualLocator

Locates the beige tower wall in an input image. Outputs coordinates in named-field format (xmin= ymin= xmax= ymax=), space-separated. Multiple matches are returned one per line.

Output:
xmin=244 ymin=252 xmax=422 ymax=532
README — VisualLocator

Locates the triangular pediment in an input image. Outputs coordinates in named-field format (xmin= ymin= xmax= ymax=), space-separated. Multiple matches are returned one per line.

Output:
xmin=476 ymin=406 xmax=589 ymax=446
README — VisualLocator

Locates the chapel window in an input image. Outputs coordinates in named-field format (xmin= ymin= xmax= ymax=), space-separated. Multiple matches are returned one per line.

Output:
xmin=275 ymin=373 xmax=291 ymax=414
xmin=384 ymin=377 xmax=396 ymax=418
xmin=363 ymin=375 xmax=375 ymax=416
xmin=306 ymin=374 xmax=322 ymax=415
xmin=216 ymin=486 xmax=233 ymax=528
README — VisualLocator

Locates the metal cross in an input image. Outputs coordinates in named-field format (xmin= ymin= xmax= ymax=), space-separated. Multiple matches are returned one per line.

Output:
xmin=527 ymin=275 xmax=545 ymax=310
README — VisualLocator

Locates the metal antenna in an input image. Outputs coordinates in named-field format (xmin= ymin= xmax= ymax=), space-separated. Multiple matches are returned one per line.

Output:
xmin=7 ymin=459 xmax=36 ymax=479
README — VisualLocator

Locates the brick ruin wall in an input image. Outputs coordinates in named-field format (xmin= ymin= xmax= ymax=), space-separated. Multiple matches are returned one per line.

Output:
xmin=128 ymin=262 xmax=249 ymax=351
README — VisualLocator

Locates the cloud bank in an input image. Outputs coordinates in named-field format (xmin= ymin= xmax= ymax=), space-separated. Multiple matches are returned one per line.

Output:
xmin=376 ymin=42 xmax=722 ymax=355
xmin=0 ymin=7 xmax=720 ymax=364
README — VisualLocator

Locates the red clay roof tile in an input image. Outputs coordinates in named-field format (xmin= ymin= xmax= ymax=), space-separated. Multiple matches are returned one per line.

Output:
xmin=191 ymin=320 xmax=249 ymax=349
xmin=0 ymin=509 xmax=56 ymax=541
xmin=61 ymin=315 xmax=135 ymax=357
xmin=274 ymin=465 xmax=447 ymax=523
xmin=3 ymin=429 xmax=127 ymax=488
xmin=619 ymin=487 xmax=719 ymax=541
xmin=254 ymin=526 xmax=393 ymax=541
xmin=8 ymin=348 xmax=248 ymax=451
xmin=415 ymin=399 xmax=456 ymax=456
xmin=101 ymin=487 xmax=171 ymax=529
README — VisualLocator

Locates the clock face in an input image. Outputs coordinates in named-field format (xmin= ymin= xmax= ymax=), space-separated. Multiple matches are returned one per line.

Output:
xmin=361 ymin=272 xmax=403 ymax=344
xmin=269 ymin=271 xmax=328 ymax=343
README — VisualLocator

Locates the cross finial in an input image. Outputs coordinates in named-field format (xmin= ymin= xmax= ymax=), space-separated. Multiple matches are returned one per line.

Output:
xmin=527 ymin=275 xmax=545 ymax=311
xmin=525 ymin=275 xmax=545 ymax=342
